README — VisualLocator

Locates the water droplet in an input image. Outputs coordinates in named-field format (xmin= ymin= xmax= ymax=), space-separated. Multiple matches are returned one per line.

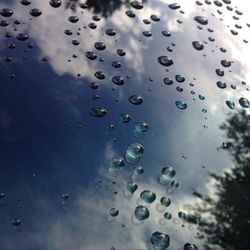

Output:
xmin=128 ymin=95 xmax=143 ymax=105
xmin=215 ymin=68 xmax=224 ymax=76
xmin=94 ymin=71 xmax=105 ymax=80
xmin=178 ymin=211 xmax=186 ymax=219
xmin=150 ymin=232 xmax=170 ymax=250
xmin=64 ymin=29 xmax=73 ymax=35
xmin=112 ymin=76 xmax=124 ymax=86
xmin=140 ymin=190 xmax=156 ymax=203
xmin=127 ymin=182 xmax=138 ymax=194
xmin=168 ymin=3 xmax=181 ymax=10
xmin=221 ymin=59 xmax=231 ymax=67
xmin=94 ymin=42 xmax=106 ymax=50
xmin=117 ymin=49 xmax=126 ymax=56
xmin=110 ymin=208 xmax=119 ymax=217
xmin=16 ymin=33 xmax=29 ymax=41
xmin=198 ymin=95 xmax=205 ymax=100
xmin=131 ymin=165 xmax=144 ymax=180
xmin=49 ymin=0 xmax=62 ymax=8
xmin=175 ymin=101 xmax=187 ymax=110
xmin=143 ymin=19 xmax=151 ymax=24
xmin=175 ymin=74 xmax=185 ymax=82
xmin=72 ymin=40 xmax=79 ymax=46
xmin=225 ymin=100 xmax=235 ymax=110
xmin=163 ymin=77 xmax=173 ymax=85
xmin=89 ymin=108 xmax=107 ymax=117
xmin=86 ymin=51 xmax=97 ymax=60
xmin=183 ymin=243 xmax=198 ymax=250
xmin=135 ymin=206 xmax=149 ymax=220
xmin=151 ymin=14 xmax=160 ymax=22
xmin=106 ymin=29 xmax=116 ymax=36
xmin=158 ymin=56 xmax=173 ymax=67
xmin=134 ymin=121 xmax=149 ymax=133
xmin=30 ymin=8 xmax=42 ymax=17
xmin=120 ymin=113 xmax=131 ymax=123
xmin=126 ymin=10 xmax=136 ymax=18
xmin=20 ymin=0 xmax=31 ymax=5
xmin=130 ymin=1 xmax=143 ymax=9
xmin=12 ymin=218 xmax=21 ymax=226
xmin=192 ymin=41 xmax=204 ymax=50
xmin=89 ymin=82 xmax=98 ymax=89
xmin=143 ymin=31 xmax=152 ymax=37
xmin=239 ymin=97 xmax=250 ymax=108
xmin=62 ymin=193 xmax=69 ymax=200
xmin=112 ymin=61 xmax=121 ymax=68
xmin=162 ymin=31 xmax=171 ymax=37
xmin=164 ymin=212 xmax=172 ymax=220
xmin=160 ymin=197 xmax=171 ymax=207
xmin=68 ymin=16 xmax=79 ymax=23
xmin=107 ymin=157 xmax=125 ymax=177
xmin=214 ymin=0 xmax=222 ymax=7
xmin=216 ymin=81 xmax=227 ymax=89
xmin=0 ymin=20 xmax=9 ymax=27
xmin=194 ymin=16 xmax=208 ymax=25
xmin=88 ymin=23 xmax=97 ymax=29
xmin=0 ymin=192 xmax=5 ymax=199
xmin=125 ymin=143 xmax=144 ymax=163
xmin=0 ymin=8 xmax=13 ymax=17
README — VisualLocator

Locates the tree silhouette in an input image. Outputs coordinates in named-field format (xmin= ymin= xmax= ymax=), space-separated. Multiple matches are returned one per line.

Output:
xmin=193 ymin=110 xmax=250 ymax=250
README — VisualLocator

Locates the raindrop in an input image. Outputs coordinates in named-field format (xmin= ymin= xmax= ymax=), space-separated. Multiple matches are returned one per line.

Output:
xmin=163 ymin=77 xmax=173 ymax=85
xmin=128 ymin=95 xmax=143 ymax=105
xmin=192 ymin=41 xmax=204 ymax=50
xmin=49 ymin=0 xmax=62 ymax=8
xmin=126 ymin=10 xmax=136 ymax=18
xmin=239 ymin=97 xmax=250 ymax=108
xmin=135 ymin=206 xmax=149 ymax=220
xmin=143 ymin=31 xmax=152 ymax=37
xmin=107 ymin=157 xmax=125 ymax=177
xmin=86 ymin=51 xmax=97 ymax=60
xmin=225 ymin=100 xmax=235 ymax=110
xmin=0 ymin=8 xmax=13 ymax=17
xmin=140 ymin=190 xmax=156 ymax=203
xmin=16 ymin=33 xmax=29 ymax=41
xmin=158 ymin=56 xmax=173 ymax=67
xmin=221 ymin=59 xmax=231 ymax=67
xmin=110 ymin=208 xmax=119 ymax=217
xmin=120 ymin=113 xmax=131 ymax=123
xmin=94 ymin=71 xmax=105 ymax=80
xmin=216 ymin=81 xmax=227 ymax=89
xmin=20 ymin=0 xmax=31 ymax=5
xmin=117 ymin=49 xmax=126 ymax=56
xmin=94 ymin=42 xmax=106 ymax=50
xmin=194 ymin=16 xmax=208 ymax=25
xmin=160 ymin=197 xmax=171 ymax=207
xmin=215 ymin=68 xmax=224 ymax=76
xmin=175 ymin=101 xmax=187 ymax=110
xmin=150 ymin=232 xmax=170 ymax=250
xmin=151 ymin=14 xmax=160 ymax=22
xmin=130 ymin=1 xmax=143 ymax=10
xmin=68 ymin=16 xmax=79 ymax=23
xmin=168 ymin=3 xmax=181 ymax=10
xmin=30 ymin=8 xmax=42 ymax=17
xmin=112 ymin=76 xmax=124 ymax=86
xmin=183 ymin=243 xmax=198 ymax=250
xmin=106 ymin=29 xmax=116 ymax=36
xmin=89 ymin=108 xmax=107 ymax=117
xmin=175 ymin=75 xmax=185 ymax=82
xmin=112 ymin=61 xmax=121 ymax=68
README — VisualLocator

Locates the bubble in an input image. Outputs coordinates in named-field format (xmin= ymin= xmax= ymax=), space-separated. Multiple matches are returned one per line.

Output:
xmin=225 ymin=100 xmax=235 ymax=110
xmin=125 ymin=143 xmax=144 ymax=164
xmin=183 ymin=243 xmax=198 ymax=250
xmin=130 ymin=1 xmax=144 ymax=9
xmin=30 ymin=8 xmax=42 ymax=17
xmin=0 ymin=8 xmax=13 ymax=17
xmin=112 ymin=61 xmax=121 ymax=68
xmin=49 ymin=0 xmax=62 ymax=8
xmin=126 ymin=10 xmax=136 ymax=18
xmin=127 ymin=182 xmax=138 ymax=194
xmin=140 ymin=190 xmax=156 ymax=204
xmin=221 ymin=59 xmax=231 ymax=67
xmin=164 ymin=212 xmax=172 ymax=220
xmin=117 ymin=49 xmax=126 ymax=56
xmin=151 ymin=15 xmax=160 ymax=22
xmin=135 ymin=206 xmax=149 ymax=220
xmin=120 ymin=113 xmax=131 ymax=123
xmin=163 ymin=78 xmax=173 ymax=85
xmin=216 ymin=81 xmax=227 ymax=89
xmin=215 ymin=68 xmax=224 ymax=76
xmin=178 ymin=211 xmax=187 ymax=220
xmin=112 ymin=76 xmax=124 ymax=86
xmin=158 ymin=56 xmax=173 ymax=67
xmin=168 ymin=3 xmax=181 ymax=9
xmin=107 ymin=157 xmax=125 ymax=177
xmin=89 ymin=108 xmax=107 ymax=117
xmin=94 ymin=71 xmax=105 ymax=80
xmin=12 ymin=218 xmax=21 ymax=226
xmin=150 ymin=232 xmax=170 ymax=250
xmin=86 ymin=51 xmax=97 ymax=60
xmin=194 ymin=16 xmax=208 ymax=25
xmin=110 ymin=208 xmax=119 ymax=217
xmin=20 ymin=0 xmax=31 ymax=5
xmin=16 ymin=33 xmax=29 ymax=41
xmin=192 ymin=41 xmax=204 ymax=50
xmin=94 ymin=42 xmax=106 ymax=50
xmin=175 ymin=101 xmax=187 ymax=110
xmin=160 ymin=197 xmax=171 ymax=207
xmin=88 ymin=23 xmax=97 ymax=29
xmin=128 ymin=95 xmax=143 ymax=105
xmin=143 ymin=31 xmax=152 ymax=37
xmin=106 ymin=29 xmax=116 ymax=36
xmin=239 ymin=97 xmax=250 ymax=108
xmin=64 ymin=29 xmax=73 ymax=35
xmin=68 ymin=16 xmax=79 ymax=23
xmin=175 ymin=75 xmax=185 ymax=82
xmin=162 ymin=31 xmax=171 ymax=37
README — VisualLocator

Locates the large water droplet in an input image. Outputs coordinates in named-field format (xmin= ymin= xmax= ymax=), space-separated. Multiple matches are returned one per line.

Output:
xmin=20 ymin=0 xmax=31 ymax=5
xmin=192 ymin=41 xmax=204 ymax=50
xmin=106 ymin=29 xmax=116 ymax=36
xmin=215 ymin=68 xmax=224 ymax=76
xmin=94 ymin=42 xmax=106 ymax=50
xmin=68 ymin=16 xmax=79 ymax=23
xmin=86 ymin=51 xmax=97 ymax=60
xmin=150 ymin=232 xmax=170 ymax=250
xmin=0 ymin=8 xmax=13 ymax=17
xmin=117 ymin=49 xmax=126 ymax=56
xmin=130 ymin=1 xmax=143 ymax=9
xmin=135 ymin=206 xmax=149 ymax=220
xmin=126 ymin=10 xmax=136 ymax=18
xmin=16 ymin=33 xmax=29 ymax=41
xmin=112 ymin=61 xmax=121 ymax=68
xmin=151 ymin=15 xmax=160 ymax=22
xmin=158 ymin=56 xmax=174 ymax=67
xmin=89 ymin=108 xmax=107 ymax=117
xmin=49 ymin=0 xmax=62 ymax=8
xmin=143 ymin=31 xmax=152 ymax=37
xmin=128 ymin=95 xmax=143 ymax=105
xmin=239 ymin=97 xmax=250 ymax=108
xmin=30 ymin=8 xmax=42 ymax=17
xmin=163 ymin=78 xmax=173 ymax=85
xmin=94 ymin=71 xmax=105 ymax=80
xmin=140 ymin=190 xmax=156 ymax=203
xmin=175 ymin=101 xmax=187 ymax=110
xmin=112 ymin=76 xmax=124 ymax=86
xmin=135 ymin=121 xmax=149 ymax=133
xmin=194 ymin=16 xmax=208 ymax=25
xmin=162 ymin=31 xmax=171 ymax=37
xmin=125 ymin=143 xmax=144 ymax=161
xmin=175 ymin=74 xmax=185 ymax=82
xmin=225 ymin=100 xmax=235 ymax=110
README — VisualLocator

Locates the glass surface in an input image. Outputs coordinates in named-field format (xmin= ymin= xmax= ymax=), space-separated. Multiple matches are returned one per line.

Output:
xmin=0 ymin=0 xmax=249 ymax=249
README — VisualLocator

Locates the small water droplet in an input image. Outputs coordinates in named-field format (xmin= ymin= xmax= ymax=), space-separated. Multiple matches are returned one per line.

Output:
xmin=117 ymin=49 xmax=126 ymax=56
xmin=158 ymin=56 xmax=173 ymax=67
xmin=221 ymin=59 xmax=231 ymax=67
xmin=127 ymin=182 xmax=138 ymax=194
xmin=128 ymin=95 xmax=143 ymax=105
xmin=107 ymin=157 xmax=125 ymax=177
xmin=216 ymin=81 xmax=227 ymax=89
xmin=94 ymin=42 xmax=106 ymax=50
xmin=110 ymin=208 xmax=119 ymax=217
xmin=175 ymin=101 xmax=187 ymax=110
xmin=215 ymin=68 xmax=224 ymax=76
xmin=175 ymin=74 xmax=185 ymax=82
xmin=94 ymin=71 xmax=105 ymax=80
xmin=194 ymin=16 xmax=208 ymax=25
xmin=16 ymin=33 xmax=29 ymax=41
xmin=151 ymin=14 xmax=160 ymax=22
xmin=89 ymin=108 xmax=107 ymax=117
xmin=49 ymin=0 xmax=62 ymax=8
xmin=160 ymin=197 xmax=171 ymax=207
xmin=239 ymin=97 xmax=250 ymax=108
xmin=130 ymin=1 xmax=144 ymax=9
xmin=12 ymin=218 xmax=21 ymax=226
xmin=86 ymin=51 xmax=97 ymax=60
xmin=126 ymin=10 xmax=136 ymax=18
xmin=112 ymin=61 xmax=121 ymax=68
xmin=225 ymin=100 xmax=235 ymax=110
xmin=112 ymin=76 xmax=124 ymax=86
xmin=163 ymin=77 xmax=173 ymax=85
xmin=164 ymin=212 xmax=172 ymax=220
xmin=120 ymin=113 xmax=131 ymax=123
xmin=183 ymin=243 xmax=198 ymax=250
xmin=30 ymin=8 xmax=42 ymax=17
xmin=106 ymin=29 xmax=116 ymax=36
xmin=140 ymin=190 xmax=156 ymax=203
xmin=162 ymin=31 xmax=171 ymax=37
xmin=0 ymin=8 xmax=13 ymax=17
xmin=150 ymin=232 xmax=170 ymax=250
xmin=68 ymin=16 xmax=79 ymax=23
xmin=192 ymin=41 xmax=204 ymax=50
xmin=168 ymin=3 xmax=181 ymax=10
xmin=125 ymin=143 xmax=144 ymax=163
xmin=20 ymin=0 xmax=31 ymax=5
xmin=143 ymin=31 xmax=152 ymax=37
